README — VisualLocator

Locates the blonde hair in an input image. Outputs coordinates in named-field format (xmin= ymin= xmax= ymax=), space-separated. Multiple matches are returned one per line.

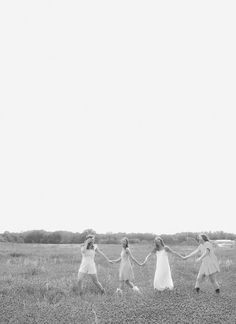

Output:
xmin=85 ymin=234 xmax=95 ymax=249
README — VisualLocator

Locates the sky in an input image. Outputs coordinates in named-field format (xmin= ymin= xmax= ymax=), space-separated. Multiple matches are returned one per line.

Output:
xmin=0 ymin=1 xmax=236 ymax=235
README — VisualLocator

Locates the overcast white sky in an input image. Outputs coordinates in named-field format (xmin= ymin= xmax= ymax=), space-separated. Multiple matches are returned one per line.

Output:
xmin=0 ymin=1 xmax=235 ymax=235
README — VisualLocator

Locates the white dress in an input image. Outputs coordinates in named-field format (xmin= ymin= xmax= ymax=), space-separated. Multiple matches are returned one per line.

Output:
xmin=198 ymin=242 xmax=220 ymax=276
xmin=78 ymin=244 xmax=97 ymax=275
xmin=119 ymin=248 xmax=134 ymax=281
xmin=154 ymin=250 xmax=173 ymax=291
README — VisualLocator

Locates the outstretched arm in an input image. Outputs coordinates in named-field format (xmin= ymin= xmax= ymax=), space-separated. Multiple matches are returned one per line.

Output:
xmin=183 ymin=247 xmax=200 ymax=260
xmin=140 ymin=252 xmax=153 ymax=265
xmin=96 ymin=247 xmax=113 ymax=263
xmin=196 ymin=248 xmax=210 ymax=262
xmin=127 ymin=248 xmax=142 ymax=266
xmin=164 ymin=246 xmax=185 ymax=259
xmin=110 ymin=257 xmax=121 ymax=264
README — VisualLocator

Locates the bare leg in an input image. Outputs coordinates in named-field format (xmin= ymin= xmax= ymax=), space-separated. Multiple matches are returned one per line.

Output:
xmin=77 ymin=272 xmax=86 ymax=295
xmin=209 ymin=273 xmax=220 ymax=291
xmin=195 ymin=273 xmax=206 ymax=291
xmin=90 ymin=274 xmax=105 ymax=294
xmin=125 ymin=280 xmax=134 ymax=289
xmin=125 ymin=280 xmax=140 ymax=293
xmin=119 ymin=280 xmax=125 ymax=290
xmin=116 ymin=280 xmax=125 ymax=295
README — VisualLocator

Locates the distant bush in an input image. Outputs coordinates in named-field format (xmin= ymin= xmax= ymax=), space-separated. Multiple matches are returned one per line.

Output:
xmin=0 ymin=229 xmax=235 ymax=245
xmin=10 ymin=252 xmax=25 ymax=258
xmin=0 ymin=234 xmax=6 ymax=242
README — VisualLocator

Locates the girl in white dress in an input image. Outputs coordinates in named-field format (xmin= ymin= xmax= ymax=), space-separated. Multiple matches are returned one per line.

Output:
xmin=183 ymin=234 xmax=220 ymax=293
xmin=111 ymin=237 xmax=142 ymax=295
xmin=141 ymin=236 xmax=182 ymax=291
xmin=78 ymin=234 xmax=112 ymax=295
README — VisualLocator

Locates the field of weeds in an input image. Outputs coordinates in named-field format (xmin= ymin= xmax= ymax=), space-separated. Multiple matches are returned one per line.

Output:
xmin=0 ymin=243 xmax=235 ymax=324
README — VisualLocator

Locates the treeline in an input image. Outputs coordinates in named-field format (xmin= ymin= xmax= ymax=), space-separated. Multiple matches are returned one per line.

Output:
xmin=0 ymin=229 xmax=236 ymax=245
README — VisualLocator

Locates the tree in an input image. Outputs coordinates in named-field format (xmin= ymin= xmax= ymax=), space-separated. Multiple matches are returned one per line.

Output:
xmin=79 ymin=229 xmax=97 ymax=243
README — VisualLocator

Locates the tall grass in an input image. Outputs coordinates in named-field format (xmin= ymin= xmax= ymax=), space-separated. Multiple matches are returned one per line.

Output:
xmin=0 ymin=243 xmax=235 ymax=323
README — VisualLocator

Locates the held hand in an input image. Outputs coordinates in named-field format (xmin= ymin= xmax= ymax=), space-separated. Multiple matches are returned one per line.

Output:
xmin=179 ymin=255 xmax=186 ymax=260
xmin=108 ymin=260 xmax=114 ymax=264
xmin=196 ymin=258 xmax=201 ymax=263
xmin=174 ymin=253 xmax=181 ymax=258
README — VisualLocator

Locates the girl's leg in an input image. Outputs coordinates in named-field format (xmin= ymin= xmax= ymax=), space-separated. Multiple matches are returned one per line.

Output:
xmin=125 ymin=280 xmax=140 ymax=292
xmin=209 ymin=273 xmax=220 ymax=292
xmin=119 ymin=280 xmax=125 ymax=290
xmin=116 ymin=280 xmax=125 ymax=295
xmin=195 ymin=273 xmax=205 ymax=292
xmin=90 ymin=274 xmax=105 ymax=294
xmin=125 ymin=280 xmax=134 ymax=288
xmin=77 ymin=272 xmax=85 ymax=295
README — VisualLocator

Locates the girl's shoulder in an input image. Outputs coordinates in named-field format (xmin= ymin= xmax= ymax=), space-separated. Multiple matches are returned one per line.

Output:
xmin=81 ymin=244 xmax=86 ymax=252
xmin=194 ymin=244 xmax=202 ymax=253
xmin=123 ymin=247 xmax=130 ymax=253
xmin=164 ymin=246 xmax=170 ymax=252
xmin=81 ymin=244 xmax=97 ymax=252
xmin=204 ymin=241 xmax=212 ymax=249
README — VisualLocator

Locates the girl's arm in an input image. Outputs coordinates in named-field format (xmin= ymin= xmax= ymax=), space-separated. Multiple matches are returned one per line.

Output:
xmin=127 ymin=248 xmax=142 ymax=266
xmin=196 ymin=248 xmax=210 ymax=262
xmin=140 ymin=252 xmax=153 ymax=265
xmin=164 ymin=246 xmax=185 ymax=259
xmin=110 ymin=257 xmax=121 ymax=263
xmin=96 ymin=246 xmax=113 ymax=263
xmin=83 ymin=240 xmax=89 ymax=250
xmin=80 ymin=243 xmax=86 ymax=253
xmin=183 ymin=247 xmax=200 ymax=260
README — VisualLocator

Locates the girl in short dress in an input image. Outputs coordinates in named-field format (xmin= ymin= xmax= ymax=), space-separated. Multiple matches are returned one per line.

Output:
xmin=183 ymin=234 xmax=220 ymax=293
xmin=141 ymin=236 xmax=183 ymax=291
xmin=78 ymin=234 xmax=112 ymax=295
xmin=111 ymin=237 xmax=142 ymax=295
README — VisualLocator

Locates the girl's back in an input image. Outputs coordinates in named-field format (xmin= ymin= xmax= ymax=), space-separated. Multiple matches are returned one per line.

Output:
xmin=121 ymin=248 xmax=130 ymax=262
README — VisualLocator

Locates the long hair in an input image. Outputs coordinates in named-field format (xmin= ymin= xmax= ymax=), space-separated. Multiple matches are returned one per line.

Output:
xmin=122 ymin=237 xmax=129 ymax=249
xmin=153 ymin=236 xmax=165 ymax=252
xmin=85 ymin=234 xmax=95 ymax=249
xmin=200 ymin=233 xmax=209 ymax=242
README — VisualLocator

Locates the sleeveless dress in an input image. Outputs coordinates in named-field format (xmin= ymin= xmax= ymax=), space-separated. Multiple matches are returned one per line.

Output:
xmin=119 ymin=248 xmax=134 ymax=281
xmin=78 ymin=244 xmax=97 ymax=275
xmin=198 ymin=242 xmax=220 ymax=276
xmin=154 ymin=249 xmax=174 ymax=290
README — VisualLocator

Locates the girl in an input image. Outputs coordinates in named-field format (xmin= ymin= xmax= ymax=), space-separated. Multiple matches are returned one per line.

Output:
xmin=77 ymin=234 xmax=112 ymax=295
xmin=141 ymin=236 xmax=183 ymax=291
xmin=183 ymin=233 xmax=220 ymax=293
xmin=111 ymin=237 xmax=142 ymax=295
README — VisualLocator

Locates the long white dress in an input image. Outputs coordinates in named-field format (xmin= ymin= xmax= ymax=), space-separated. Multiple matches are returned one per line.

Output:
xmin=154 ymin=249 xmax=173 ymax=291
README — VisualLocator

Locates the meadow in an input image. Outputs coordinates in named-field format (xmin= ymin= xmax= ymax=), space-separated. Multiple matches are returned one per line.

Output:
xmin=0 ymin=242 xmax=235 ymax=324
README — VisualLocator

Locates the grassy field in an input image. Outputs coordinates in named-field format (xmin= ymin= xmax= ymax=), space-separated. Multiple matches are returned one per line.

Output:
xmin=0 ymin=243 xmax=235 ymax=324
